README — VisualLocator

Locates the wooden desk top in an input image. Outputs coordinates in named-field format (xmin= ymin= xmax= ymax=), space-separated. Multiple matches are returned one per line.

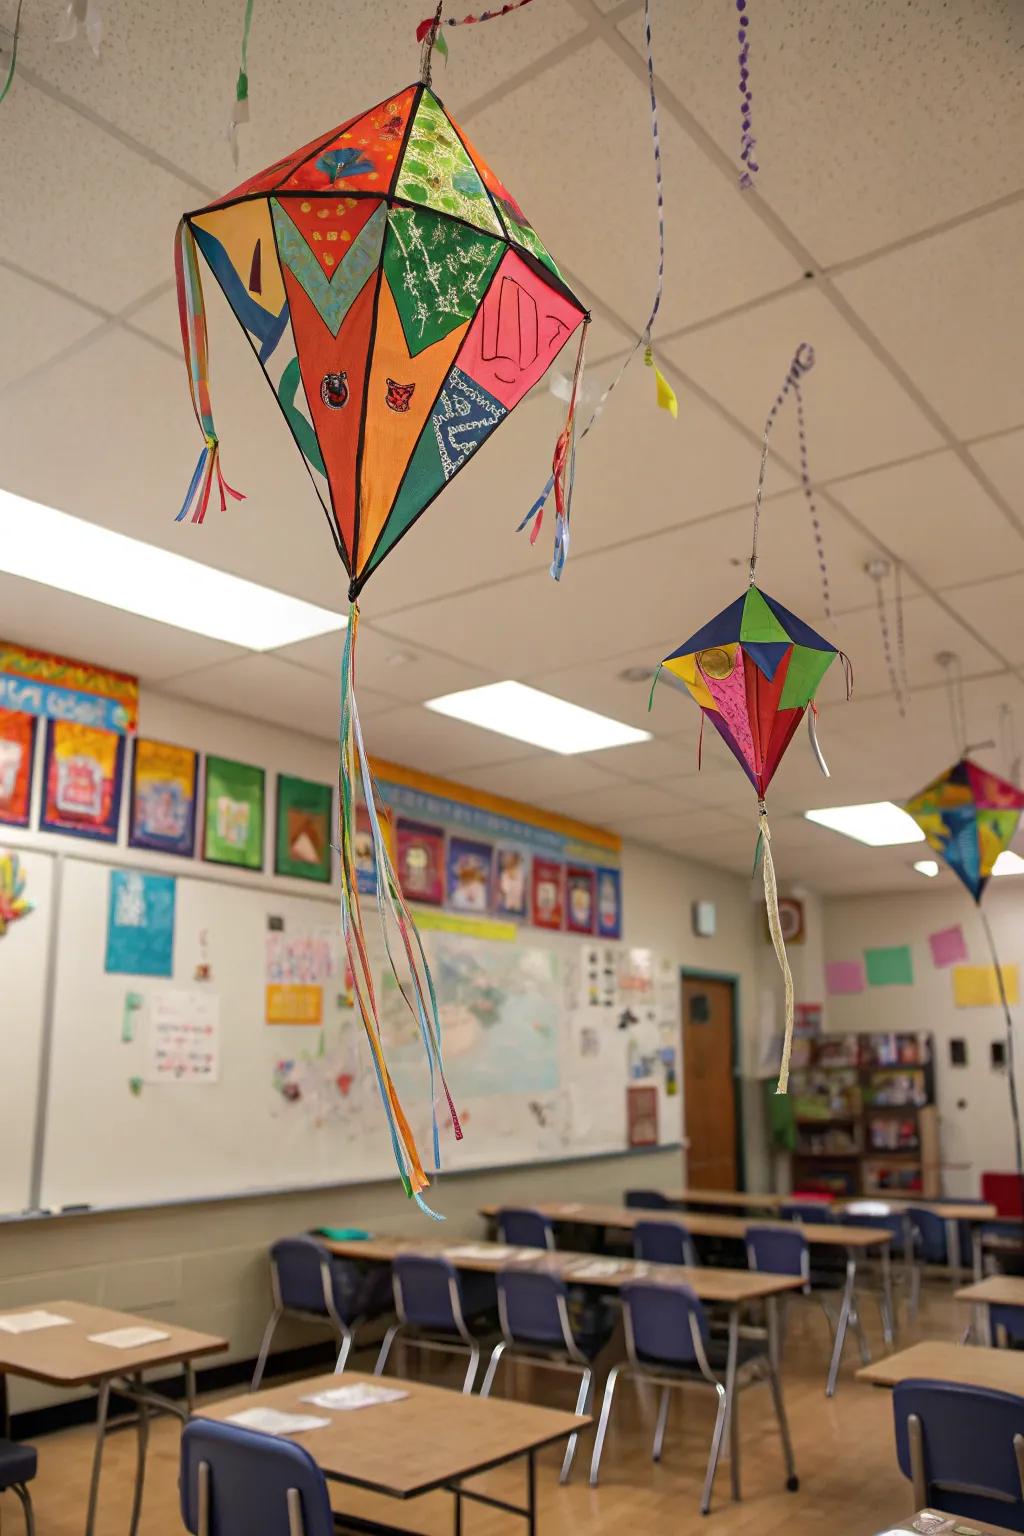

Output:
xmin=665 ymin=1191 xmax=998 ymax=1221
xmin=890 ymin=1510 xmax=1023 ymax=1536
xmin=843 ymin=1200 xmax=998 ymax=1221
xmin=954 ymin=1276 xmax=1024 ymax=1307
xmin=0 ymin=1301 xmax=227 ymax=1388
xmin=856 ymin=1340 xmax=1024 ymax=1393
xmin=480 ymin=1201 xmax=891 ymax=1249
xmin=322 ymin=1236 xmax=804 ymax=1303
xmin=201 ymin=1372 xmax=587 ymax=1498
xmin=665 ymin=1188 xmax=786 ymax=1210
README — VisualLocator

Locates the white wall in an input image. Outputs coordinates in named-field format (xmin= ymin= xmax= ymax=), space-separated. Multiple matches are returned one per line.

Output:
xmin=822 ymin=882 xmax=1024 ymax=1195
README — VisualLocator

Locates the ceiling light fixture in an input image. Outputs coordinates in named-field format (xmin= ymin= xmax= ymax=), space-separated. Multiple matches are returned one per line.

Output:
xmin=993 ymin=850 xmax=1024 ymax=877
xmin=804 ymin=802 xmax=926 ymax=846
xmin=913 ymin=860 xmax=939 ymax=878
xmin=424 ymin=681 xmax=652 ymax=755
xmin=618 ymin=666 xmax=653 ymax=684
xmin=0 ymin=489 xmax=344 ymax=651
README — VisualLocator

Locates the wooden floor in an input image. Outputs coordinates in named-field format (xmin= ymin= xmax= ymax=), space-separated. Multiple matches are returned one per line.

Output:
xmin=16 ymin=1284 xmax=965 ymax=1535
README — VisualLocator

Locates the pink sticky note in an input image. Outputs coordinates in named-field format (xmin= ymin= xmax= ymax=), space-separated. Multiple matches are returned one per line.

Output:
xmin=826 ymin=960 xmax=865 ymax=996
xmin=929 ymin=924 xmax=968 ymax=968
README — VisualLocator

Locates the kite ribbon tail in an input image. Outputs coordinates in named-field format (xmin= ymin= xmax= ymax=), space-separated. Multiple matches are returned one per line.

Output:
xmin=759 ymin=805 xmax=794 ymax=1094
xmin=978 ymin=906 xmax=1024 ymax=1195
xmin=549 ymin=317 xmax=589 ymax=582
xmin=807 ymin=702 xmax=830 ymax=778
xmin=173 ymin=219 xmax=245 ymax=524
xmin=338 ymin=604 xmax=440 ymax=1216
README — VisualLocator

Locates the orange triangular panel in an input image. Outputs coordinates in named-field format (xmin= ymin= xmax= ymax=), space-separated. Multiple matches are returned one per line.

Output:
xmin=357 ymin=278 xmax=469 ymax=573
xmin=276 ymin=193 xmax=382 ymax=278
xmin=213 ymin=110 xmax=366 ymax=204
xmin=282 ymin=86 xmax=417 ymax=194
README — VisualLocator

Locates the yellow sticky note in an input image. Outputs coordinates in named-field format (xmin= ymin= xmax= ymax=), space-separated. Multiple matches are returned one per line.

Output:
xmin=265 ymin=984 xmax=323 ymax=1025
xmin=952 ymin=964 xmax=1019 ymax=1008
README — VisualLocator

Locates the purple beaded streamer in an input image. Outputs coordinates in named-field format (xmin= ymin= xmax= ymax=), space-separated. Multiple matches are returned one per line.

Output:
xmin=748 ymin=343 xmax=832 ymax=620
xmin=737 ymin=0 xmax=757 ymax=189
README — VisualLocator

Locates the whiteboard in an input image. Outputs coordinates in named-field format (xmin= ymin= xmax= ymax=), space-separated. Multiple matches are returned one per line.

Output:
xmin=0 ymin=849 xmax=53 ymax=1213
xmin=31 ymin=857 xmax=680 ymax=1211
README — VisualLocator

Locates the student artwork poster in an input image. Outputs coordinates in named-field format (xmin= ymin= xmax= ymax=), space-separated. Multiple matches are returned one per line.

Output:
xmin=396 ymin=818 xmax=444 ymax=905
xmin=446 ymin=836 xmax=492 ymax=912
xmin=40 ymin=720 xmax=124 ymax=841
xmin=128 ymin=739 xmax=197 ymax=856
xmin=204 ymin=755 xmax=264 ymax=869
xmin=0 ymin=709 xmax=35 ymax=828
xmin=275 ymin=774 xmax=332 ymax=882
xmin=566 ymin=865 xmax=596 ymax=934
xmin=596 ymin=866 xmax=622 ymax=939
xmin=531 ymin=858 xmax=564 ymax=930
xmin=492 ymin=845 xmax=528 ymax=918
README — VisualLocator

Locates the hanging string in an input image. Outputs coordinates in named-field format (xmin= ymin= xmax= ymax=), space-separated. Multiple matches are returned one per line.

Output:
xmin=978 ymin=906 xmax=1024 ymax=1193
xmin=1000 ymin=703 xmax=1021 ymax=786
xmin=418 ymin=0 xmax=444 ymax=83
xmin=894 ymin=559 xmax=908 ymax=705
xmin=939 ymin=651 xmax=967 ymax=755
xmin=518 ymin=0 xmax=673 ymax=567
xmin=228 ymin=0 xmax=255 ymax=166
xmin=736 ymin=0 xmax=757 ymax=189
xmin=57 ymin=0 xmax=103 ymax=58
xmin=757 ymin=804 xmax=794 ymax=1093
xmin=867 ymin=559 xmax=907 ymax=719
xmin=416 ymin=0 xmax=536 ymax=64
xmin=0 ymin=0 xmax=23 ymax=106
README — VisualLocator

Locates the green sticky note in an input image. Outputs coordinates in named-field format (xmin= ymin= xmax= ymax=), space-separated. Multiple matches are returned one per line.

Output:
xmin=865 ymin=945 xmax=913 ymax=986
xmin=317 ymin=1227 xmax=370 ymax=1241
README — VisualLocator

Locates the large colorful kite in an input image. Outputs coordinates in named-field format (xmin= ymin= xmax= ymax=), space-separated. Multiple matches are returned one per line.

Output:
xmin=175 ymin=80 xmax=589 ymax=1209
xmin=905 ymin=757 xmax=1024 ymax=1179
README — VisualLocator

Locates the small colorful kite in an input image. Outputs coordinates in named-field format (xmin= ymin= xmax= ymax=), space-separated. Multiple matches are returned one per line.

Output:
xmin=175 ymin=70 xmax=588 ymax=1211
xmin=905 ymin=757 xmax=1024 ymax=1180
xmin=0 ymin=851 xmax=33 ymax=937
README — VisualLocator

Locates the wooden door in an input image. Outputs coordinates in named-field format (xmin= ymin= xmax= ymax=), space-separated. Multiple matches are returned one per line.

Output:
xmin=682 ymin=975 xmax=738 ymax=1189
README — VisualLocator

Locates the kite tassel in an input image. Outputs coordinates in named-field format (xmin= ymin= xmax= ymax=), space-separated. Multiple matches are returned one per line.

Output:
xmin=643 ymin=342 xmax=678 ymax=419
xmin=839 ymin=649 xmax=854 ymax=701
xmin=807 ymin=702 xmax=830 ymax=778
xmin=758 ymin=804 xmax=794 ymax=1095
xmin=174 ymin=219 xmax=244 ymax=524
xmin=549 ymin=318 xmax=589 ymax=582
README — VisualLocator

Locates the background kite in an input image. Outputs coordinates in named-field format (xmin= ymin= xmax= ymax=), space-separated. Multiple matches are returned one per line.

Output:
xmin=0 ymin=850 xmax=33 ymax=937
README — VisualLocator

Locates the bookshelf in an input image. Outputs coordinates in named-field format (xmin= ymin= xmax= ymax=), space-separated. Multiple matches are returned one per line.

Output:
xmin=788 ymin=1031 xmax=938 ymax=1198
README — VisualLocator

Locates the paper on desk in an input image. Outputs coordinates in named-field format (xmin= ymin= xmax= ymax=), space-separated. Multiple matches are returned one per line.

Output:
xmin=301 ymin=1383 xmax=408 ymax=1411
xmin=445 ymin=1245 xmax=511 ymax=1261
xmin=226 ymin=1407 xmax=330 ymax=1435
xmin=567 ymin=1260 xmax=623 ymax=1279
xmin=87 ymin=1327 xmax=170 ymax=1349
xmin=0 ymin=1310 xmax=72 ymax=1333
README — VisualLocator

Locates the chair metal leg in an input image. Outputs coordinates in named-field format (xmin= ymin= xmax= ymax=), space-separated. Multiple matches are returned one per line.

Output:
xmin=251 ymin=1306 xmax=283 ymax=1390
xmin=700 ymin=1384 xmax=728 ymax=1516
xmin=880 ymin=1245 xmax=896 ymax=1344
xmin=462 ymin=1341 xmax=480 ymax=1396
xmin=559 ymin=1367 xmax=592 ymax=1484
xmin=128 ymin=1374 xmax=149 ymax=1536
xmin=334 ymin=1330 xmax=353 ymax=1374
xmin=723 ymin=1308 xmax=741 ymax=1501
xmin=479 ymin=1341 xmax=506 ymax=1399
xmin=12 ymin=1484 xmax=35 ymax=1536
xmin=766 ymin=1353 xmax=798 ymax=1491
xmin=850 ymin=1301 xmax=872 ymax=1366
xmin=374 ymin=1322 xmax=403 ymax=1377
xmin=184 ymin=1360 xmax=197 ymax=1417
xmin=589 ymin=1362 xmax=623 ymax=1486
xmin=826 ymin=1262 xmax=856 ymax=1397
xmin=910 ymin=1261 xmax=921 ymax=1322
xmin=652 ymin=1386 xmax=670 ymax=1463
xmin=85 ymin=1378 xmax=112 ymax=1536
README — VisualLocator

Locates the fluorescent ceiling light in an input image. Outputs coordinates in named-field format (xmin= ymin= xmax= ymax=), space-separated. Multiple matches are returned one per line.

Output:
xmin=913 ymin=860 xmax=939 ymax=878
xmin=0 ymin=489 xmax=344 ymax=651
xmin=804 ymin=802 xmax=926 ymax=847
xmin=424 ymin=681 xmax=652 ymax=755
xmin=994 ymin=850 xmax=1024 ymax=877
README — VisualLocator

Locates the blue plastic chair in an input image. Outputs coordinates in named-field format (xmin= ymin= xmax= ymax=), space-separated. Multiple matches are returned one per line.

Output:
xmin=0 ymin=1440 xmax=36 ymax=1536
xmin=181 ymin=1419 xmax=334 ymax=1536
xmin=374 ymin=1253 xmax=495 ymax=1394
xmin=990 ymin=1304 xmax=1024 ymax=1348
xmin=252 ymin=1235 xmax=392 ymax=1388
xmin=746 ymin=1224 xmax=869 ymax=1397
xmin=842 ymin=1208 xmax=913 ymax=1330
xmin=481 ymin=1268 xmax=613 ymax=1482
xmin=781 ymin=1201 xmax=835 ymax=1223
xmin=633 ymin=1219 xmax=698 ymax=1268
xmin=589 ymin=1280 xmax=797 ymax=1512
xmin=893 ymin=1379 xmax=1024 ymax=1531
xmin=496 ymin=1207 xmax=555 ymax=1250
xmin=625 ymin=1190 xmax=672 ymax=1209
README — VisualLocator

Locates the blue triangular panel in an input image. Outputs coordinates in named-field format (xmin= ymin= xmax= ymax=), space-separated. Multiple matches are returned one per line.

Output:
xmin=760 ymin=590 xmax=835 ymax=653
xmin=663 ymin=594 xmax=747 ymax=662
xmin=743 ymin=640 xmax=791 ymax=681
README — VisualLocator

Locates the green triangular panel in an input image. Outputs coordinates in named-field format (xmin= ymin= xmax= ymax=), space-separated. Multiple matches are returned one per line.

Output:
xmin=382 ymin=206 xmax=503 ymax=356
xmin=740 ymin=586 xmax=790 ymax=644
xmin=982 ymin=808 xmax=1020 ymax=854
xmin=365 ymin=417 xmax=445 ymax=578
xmin=396 ymin=90 xmax=503 ymax=237
xmin=778 ymin=644 xmax=836 ymax=709
xmin=505 ymin=215 xmax=562 ymax=281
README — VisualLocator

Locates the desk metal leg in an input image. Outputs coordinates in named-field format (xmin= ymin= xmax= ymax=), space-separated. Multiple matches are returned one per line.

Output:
xmin=185 ymin=1360 xmax=197 ymax=1417
xmin=128 ymin=1373 xmax=149 ymax=1536
xmin=84 ymin=1379 xmax=111 ymax=1536
xmin=723 ymin=1307 xmax=741 ymax=1501
xmin=453 ymin=1486 xmax=463 ymax=1536
xmin=527 ymin=1448 xmax=537 ymax=1536
xmin=902 ymin=1213 xmax=916 ymax=1322
xmin=766 ymin=1298 xmax=798 ymax=1492
xmin=973 ymin=1227 xmax=984 ymax=1283
xmin=880 ymin=1243 xmax=895 ymax=1347
xmin=826 ymin=1258 xmax=856 ymax=1398
xmin=0 ymin=1371 xmax=8 ymax=1439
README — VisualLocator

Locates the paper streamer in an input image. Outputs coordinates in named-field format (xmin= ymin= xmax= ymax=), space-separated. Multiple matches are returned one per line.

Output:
xmin=229 ymin=0 xmax=255 ymax=166
xmin=736 ymin=0 xmax=757 ymax=189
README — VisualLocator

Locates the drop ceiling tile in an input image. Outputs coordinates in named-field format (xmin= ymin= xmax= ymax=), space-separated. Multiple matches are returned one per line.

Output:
xmin=160 ymin=654 xmax=399 ymax=741
xmin=555 ymin=781 xmax=685 ymax=828
xmin=0 ymin=267 xmax=105 ymax=391
xmin=466 ymin=39 xmax=802 ymax=337
xmin=0 ymin=572 xmax=247 ymax=682
xmin=357 ymin=705 xmax=535 ymax=777
xmin=666 ymin=287 xmax=943 ymax=481
xmin=616 ymin=0 xmax=1024 ymax=265
xmin=969 ymin=430 xmax=1024 ymax=527
xmin=829 ymin=453 xmax=1024 ymax=591
xmin=608 ymin=807 xmax=750 ymax=847
xmin=272 ymin=625 xmax=497 ymax=703
xmin=582 ymin=733 xmax=699 ymax=782
xmin=454 ymin=755 xmax=625 ymax=810
xmin=943 ymin=573 xmax=1024 ymax=666
xmin=834 ymin=203 xmax=1024 ymax=441
xmin=829 ymin=592 xmax=1002 ymax=697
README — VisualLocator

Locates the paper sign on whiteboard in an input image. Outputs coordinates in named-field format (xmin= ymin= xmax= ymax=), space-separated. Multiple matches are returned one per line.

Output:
xmin=146 ymin=991 xmax=220 ymax=1083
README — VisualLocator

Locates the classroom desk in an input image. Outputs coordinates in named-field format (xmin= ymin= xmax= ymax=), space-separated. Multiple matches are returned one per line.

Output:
xmin=201 ymin=1370 xmax=587 ymax=1534
xmin=954 ymin=1275 xmax=1024 ymax=1347
xmin=0 ymin=1299 xmax=226 ymax=1536
xmin=479 ymin=1201 xmax=894 ymax=1396
xmin=878 ymin=1509 xmax=1022 ymax=1536
xmin=856 ymin=1339 xmax=1024 ymax=1393
xmin=664 ymin=1187 xmax=786 ymax=1212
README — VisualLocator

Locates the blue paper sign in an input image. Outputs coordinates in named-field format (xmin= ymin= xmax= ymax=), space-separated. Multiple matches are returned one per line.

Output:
xmin=105 ymin=871 xmax=176 ymax=977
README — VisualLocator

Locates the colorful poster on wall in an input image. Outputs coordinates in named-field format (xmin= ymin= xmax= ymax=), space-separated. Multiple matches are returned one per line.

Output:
xmin=128 ymin=739 xmax=197 ymax=856
xmin=595 ymin=866 xmax=622 ymax=939
xmin=275 ymin=774 xmax=332 ymax=882
xmin=203 ymin=756 xmax=265 ymax=869
xmin=355 ymin=805 xmax=377 ymax=895
xmin=627 ymin=1084 xmax=659 ymax=1147
xmin=40 ymin=720 xmax=124 ymax=841
xmin=446 ymin=835 xmax=492 ymax=912
xmin=396 ymin=818 xmax=444 ymax=905
xmin=492 ymin=845 xmax=528 ymax=919
xmin=105 ymin=870 xmax=177 ymax=977
xmin=0 ymin=640 xmax=137 ymax=733
xmin=265 ymin=983 xmax=323 ymax=1025
xmin=566 ymin=865 xmax=596 ymax=934
xmin=145 ymin=991 xmax=219 ymax=1083
xmin=0 ymin=709 xmax=36 ymax=828
xmin=531 ymin=858 xmax=564 ymax=930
